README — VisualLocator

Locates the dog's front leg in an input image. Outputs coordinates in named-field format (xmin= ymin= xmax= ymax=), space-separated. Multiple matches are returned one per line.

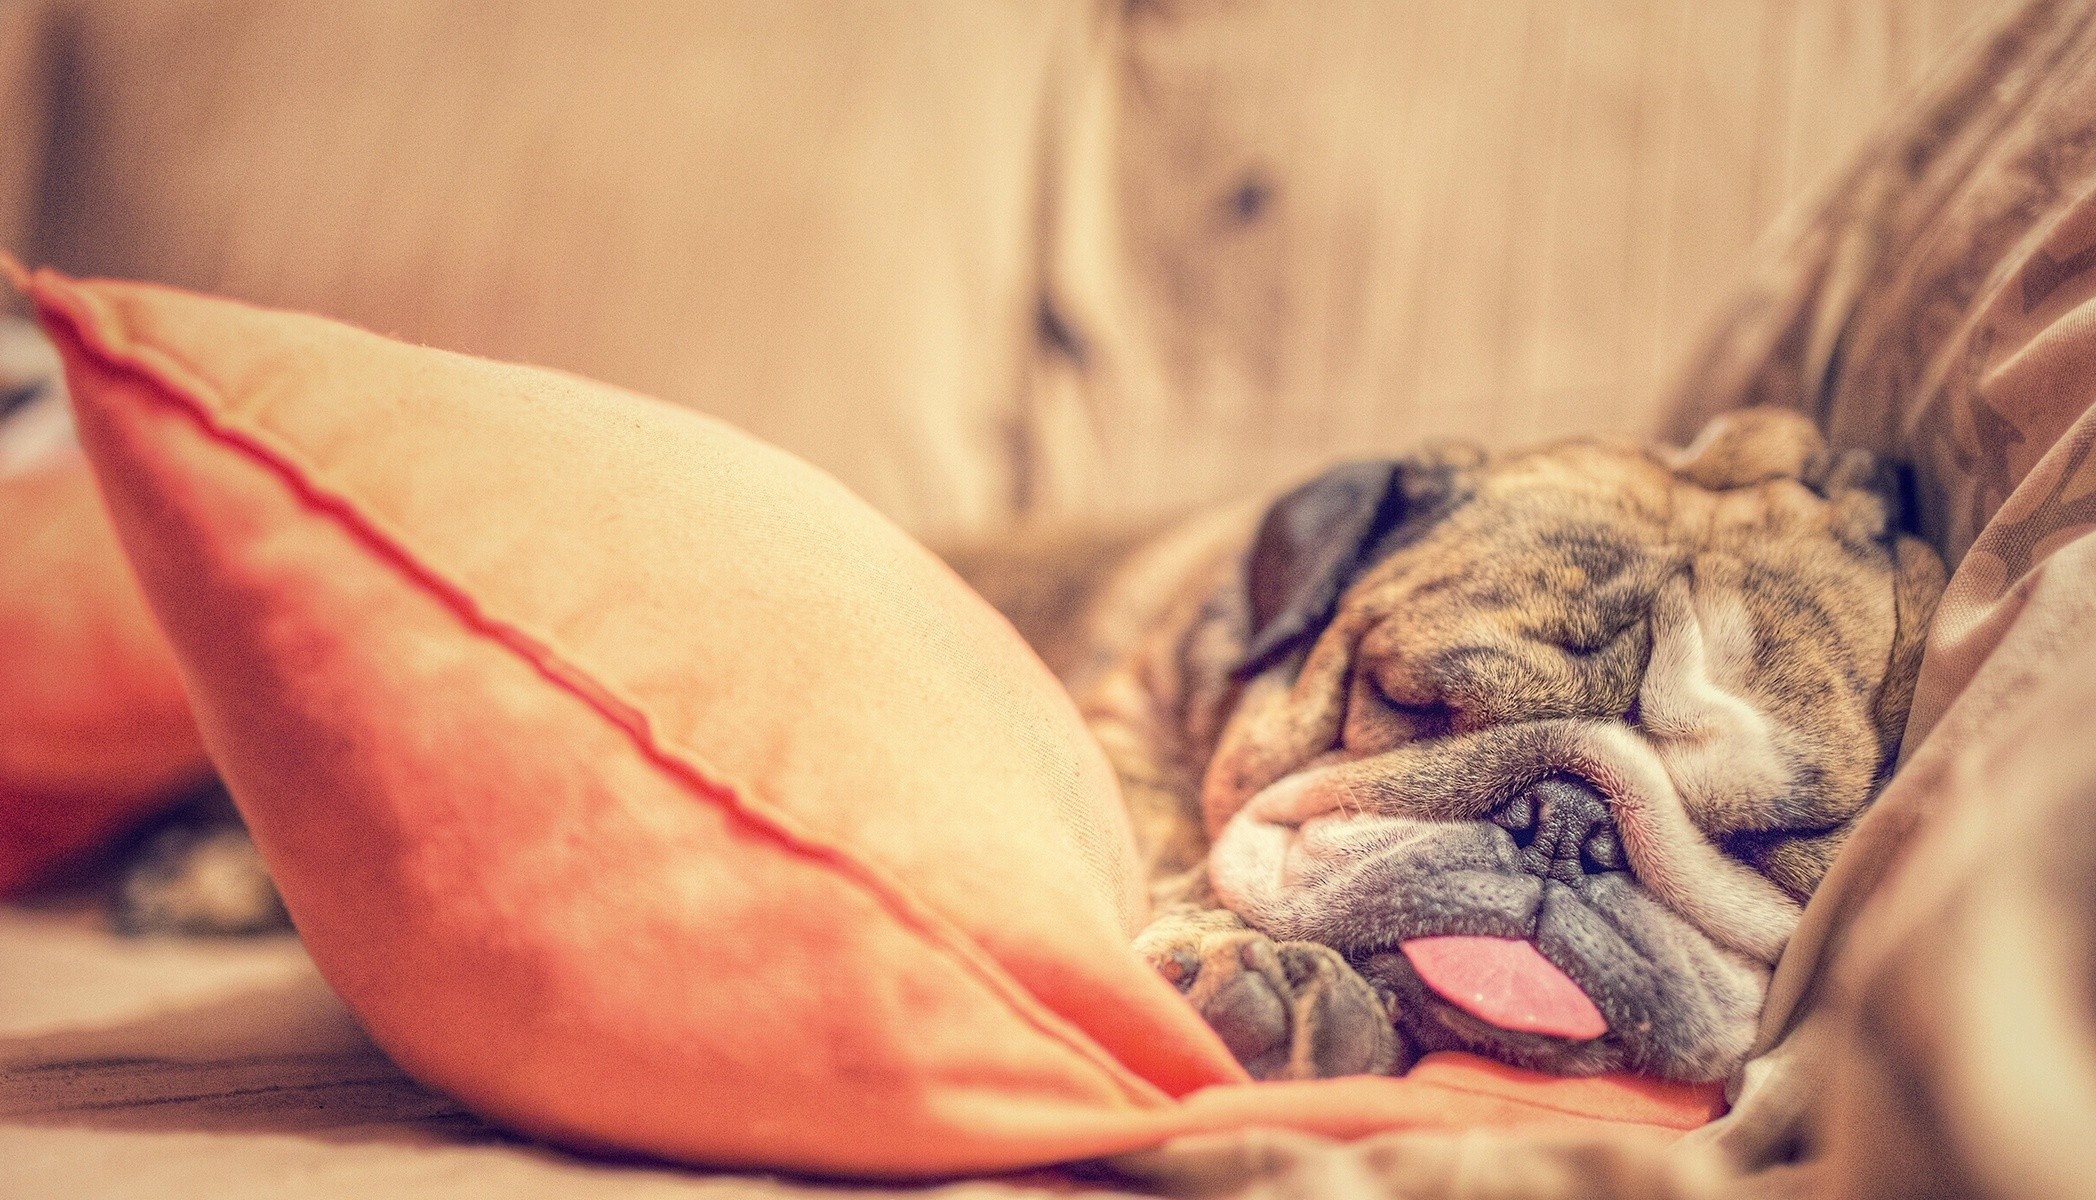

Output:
xmin=1134 ymin=869 xmax=1404 ymax=1080
xmin=1086 ymin=652 xmax=1403 ymax=1080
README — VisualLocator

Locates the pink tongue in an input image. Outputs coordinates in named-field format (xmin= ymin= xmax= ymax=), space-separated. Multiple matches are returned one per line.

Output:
xmin=1399 ymin=936 xmax=1607 ymax=1041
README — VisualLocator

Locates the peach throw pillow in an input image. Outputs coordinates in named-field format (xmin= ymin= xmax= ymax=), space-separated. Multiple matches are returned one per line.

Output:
xmin=6 ymin=257 xmax=1719 ymax=1175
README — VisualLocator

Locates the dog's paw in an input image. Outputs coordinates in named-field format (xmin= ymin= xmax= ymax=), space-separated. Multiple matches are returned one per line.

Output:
xmin=1138 ymin=911 xmax=1401 ymax=1080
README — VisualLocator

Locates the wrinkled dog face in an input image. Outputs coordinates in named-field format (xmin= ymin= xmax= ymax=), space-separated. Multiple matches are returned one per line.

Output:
xmin=1201 ymin=410 xmax=1945 ymax=1081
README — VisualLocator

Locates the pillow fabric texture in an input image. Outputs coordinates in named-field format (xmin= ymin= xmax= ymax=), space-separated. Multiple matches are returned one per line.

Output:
xmin=2 ymin=255 xmax=1722 ymax=1176
xmin=0 ymin=401 xmax=210 ymax=895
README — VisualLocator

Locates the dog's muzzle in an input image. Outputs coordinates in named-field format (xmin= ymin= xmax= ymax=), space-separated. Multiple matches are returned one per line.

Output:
xmin=1204 ymin=724 xmax=1779 ymax=1079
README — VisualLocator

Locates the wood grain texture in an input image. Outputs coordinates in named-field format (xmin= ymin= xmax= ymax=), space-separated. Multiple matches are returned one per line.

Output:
xmin=1 ymin=0 xmax=2006 ymax=535
xmin=1024 ymin=0 xmax=2005 ymax=525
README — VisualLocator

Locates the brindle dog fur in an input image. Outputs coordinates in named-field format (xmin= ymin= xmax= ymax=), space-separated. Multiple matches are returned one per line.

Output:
xmin=950 ymin=409 xmax=1944 ymax=1083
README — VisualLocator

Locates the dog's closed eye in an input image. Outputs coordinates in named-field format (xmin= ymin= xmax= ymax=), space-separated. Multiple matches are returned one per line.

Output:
xmin=1343 ymin=667 xmax=1456 ymax=752
xmin=1716 ymin=827 xmax=1842 ymax=900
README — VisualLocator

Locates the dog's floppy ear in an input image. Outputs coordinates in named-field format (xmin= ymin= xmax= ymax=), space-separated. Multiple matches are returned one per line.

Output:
xmin=1665 ymin=408 xmax=1830 ymax=491
xmin=1237 ymin=451 xmax=1475 ymax=678
xmin=1673 ymin=407 xmax=1923 ymax=548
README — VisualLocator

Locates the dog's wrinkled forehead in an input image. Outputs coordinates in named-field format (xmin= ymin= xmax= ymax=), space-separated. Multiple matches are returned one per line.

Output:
xmin=1247 ymin=410 xmax=1905 ymax=677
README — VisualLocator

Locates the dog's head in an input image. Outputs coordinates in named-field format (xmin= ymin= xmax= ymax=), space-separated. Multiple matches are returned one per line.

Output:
xmin=1201 ymin=409 xmax=1945 ymax=1081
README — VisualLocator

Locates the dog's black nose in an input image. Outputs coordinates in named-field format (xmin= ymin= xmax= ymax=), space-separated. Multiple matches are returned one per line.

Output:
xmin=1492 ymin=776 xmax=1626 ymax=885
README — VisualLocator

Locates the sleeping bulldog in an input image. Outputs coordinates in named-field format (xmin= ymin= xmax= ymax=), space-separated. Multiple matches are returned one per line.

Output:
xmin=951 ymin=408 xmax=1944 ymax=1083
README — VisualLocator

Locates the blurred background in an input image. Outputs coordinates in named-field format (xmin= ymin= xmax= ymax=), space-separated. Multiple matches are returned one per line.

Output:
xmin=0 ymin=0 xmax=2000 ymax=537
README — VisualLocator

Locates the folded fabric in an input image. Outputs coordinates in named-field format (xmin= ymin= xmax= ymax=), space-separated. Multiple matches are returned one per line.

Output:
xmin=3 ymin=255 xmax=1719 ymax=1176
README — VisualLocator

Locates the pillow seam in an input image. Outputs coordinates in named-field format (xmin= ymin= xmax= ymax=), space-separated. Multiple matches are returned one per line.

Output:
xmin=1402 ymin=1078 xmax=1710 ymax=1130
xmin=34 ymin=275 xmax=1175 ymax=1113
